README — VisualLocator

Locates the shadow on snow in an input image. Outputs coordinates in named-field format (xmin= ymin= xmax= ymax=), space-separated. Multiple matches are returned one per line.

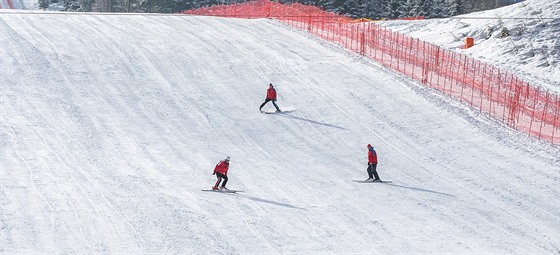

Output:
xmin=272 ymin=112 xmax=346 ymax=130
xmin=384 ymin=183 xmax=456 ymax=197
xmin=234 ymin=193 xmax=307 ymax=210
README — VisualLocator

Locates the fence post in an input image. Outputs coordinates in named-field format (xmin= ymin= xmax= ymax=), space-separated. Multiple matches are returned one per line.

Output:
xmin=366 ymin=23 xmax=371 ymax=57
xmin=502 ymin=77 xmax=509 ymax=124
xmin=266 ymin=0 xmax=271 ymax=18
xmin=389 ymin=31 xmax=394 ymax=69
xmin=539 ymin=91 xmax=550 ymax=139
xmin=335 ymin=21 xmax=339 ymax=47
xmin=400 ymin=34 xmax=405 ymax=73
xmin=509 ymin=80 xmax=521 ymax=127
xmin=429 ymin=44 xmax=435 ymax=85
xmin=344 ymin=22 xmax=348 ymax=48
xmin=422 ymin=60 xmax=428 ymax=85
xmin=518 ymin=83 xmax=528 ymax=123
xmin=401 ymin=34 xmax=405 ymax=72
xmin=354 ymin=26 xmax=358 ymax=51
xmin=490 ymin=67 xmax=500 ymax=117
xmin=407 ymin=37 xmax=412 ymax=77
xmin=452 ymin=52 xmax=458 ymax=97
xmin=412 ymin=38 xmax=418 ymax=79
xmin=372 ymin=24 xmax=376 ymax=57
xmin=443 ymin=51 xmax=450 ymax=93
xmin=461 ymin=55 xmax=467 ymax=102
xmin=552 ymin=95 xmax=559 ymax=144
xmin=396 ymin=33 xmax=401 ymax=72
xmin=321 ymin=13 xmax=324 ymax=32
xmin=480 ymin=63 xmax=486 ymax=109
xmin=489 ymin=66 xmax=495 ymax=117
xmin=418 ymin=41 xmax=424 ymax=84
xmin=380 ymin=27 xmax=385 ymax=63
xmin=469 ymin=59 xmax=476 ymax=107
xmin=327 ymin=16 xmax=331 ymax=42
xmin=360 ymin=31 xmax=365 ymax=56
xmin=514 ymin=78 xmax=523 ymax=123
xmin=435 ymin=47 xmax=441 ymax=89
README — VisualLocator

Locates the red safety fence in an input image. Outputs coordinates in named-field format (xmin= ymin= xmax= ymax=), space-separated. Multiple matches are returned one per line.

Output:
xmin=0 ymin=0 xmax=15 ymax=9
xmin=182 ymin=0 xmax=560 ymax=144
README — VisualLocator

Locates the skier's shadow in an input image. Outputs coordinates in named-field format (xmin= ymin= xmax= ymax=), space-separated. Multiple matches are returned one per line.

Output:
xmin=234 ymin=193 xmax=307 ymax=211
xmin=384 ymin=183 xmax=455 ymax=197
xmin=273 ymin=112 xmax=346 ymax=130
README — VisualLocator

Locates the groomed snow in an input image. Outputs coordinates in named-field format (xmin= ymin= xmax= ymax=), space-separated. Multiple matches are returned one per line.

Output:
xmin=1 ymin=11 xmax=559 ymax=254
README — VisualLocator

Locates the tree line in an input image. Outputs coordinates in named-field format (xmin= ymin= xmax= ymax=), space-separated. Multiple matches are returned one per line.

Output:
xmin=41 ymin=0 xmax=521 ymax=19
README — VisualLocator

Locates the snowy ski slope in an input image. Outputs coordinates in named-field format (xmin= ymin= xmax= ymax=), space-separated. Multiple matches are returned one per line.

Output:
xmin=0 ymin=12 xmax=559 ymax=254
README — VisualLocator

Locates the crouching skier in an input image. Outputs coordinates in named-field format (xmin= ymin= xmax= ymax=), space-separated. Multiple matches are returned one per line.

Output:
xmin=212 ymin=156 xmax=230 ymax=190
xmin=259 ymin=83 xmax=281 ymax=113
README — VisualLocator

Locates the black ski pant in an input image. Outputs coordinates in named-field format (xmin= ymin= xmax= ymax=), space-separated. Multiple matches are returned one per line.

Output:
xmin=214 ymin=173 xmax=228 ymax=188
xmin=260 ymin=99 xmax=281 ymax=111
xmin=367 ymin=163 xmax=380 ymax=180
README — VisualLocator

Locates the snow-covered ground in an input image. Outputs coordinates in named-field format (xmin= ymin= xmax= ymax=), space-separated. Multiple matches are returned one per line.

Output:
xmin=20 ymin=0 xmax=35 ymax=9
xmin=379 ymin=0 xmax=560 ymax=94
xmin=1 ymin=9 xmax=559 ymax=255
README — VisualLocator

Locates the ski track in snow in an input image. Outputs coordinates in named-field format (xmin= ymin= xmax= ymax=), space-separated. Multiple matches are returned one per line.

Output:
xmin=0 ymin=12 xmax=559 ymax=254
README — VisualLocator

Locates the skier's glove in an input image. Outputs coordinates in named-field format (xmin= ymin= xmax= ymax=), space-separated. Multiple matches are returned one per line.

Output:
xmin=212 ymin=172 xmax=216 ymax=175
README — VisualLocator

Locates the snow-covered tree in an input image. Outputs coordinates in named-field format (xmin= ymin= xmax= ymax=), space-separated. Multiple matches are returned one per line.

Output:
xmin=397 ymin=0 xmax=414 ymax=17
xmin=39 ymin=0 xmax=50 ymax=9
xmin=430 ymin=0 xmax=445 ymax=18
xmin=65 ymin=0 xmax=95 ymax=11
xmin=362 ymin=0 xmax=385 ymax=19
xmin=446 ymin=0 xmax=463 ymax=16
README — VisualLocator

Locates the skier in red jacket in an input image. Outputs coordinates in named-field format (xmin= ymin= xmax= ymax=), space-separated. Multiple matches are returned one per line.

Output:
xmin=212 ymin=156 xmax=230 ymax=190
xmin=366 ymin=144 xmax=381 ymax=182
xmin=259 ymin=83 xmax=282 ymax=113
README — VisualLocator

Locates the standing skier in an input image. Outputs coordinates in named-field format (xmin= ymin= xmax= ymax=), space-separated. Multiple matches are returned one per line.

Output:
xmin=259 ymin=83 xmax=281 ymax=113
xmin=212 ymin=156 xmax=230 ymax=190
xmin=365 ymin=144 xmax=381 ymax=182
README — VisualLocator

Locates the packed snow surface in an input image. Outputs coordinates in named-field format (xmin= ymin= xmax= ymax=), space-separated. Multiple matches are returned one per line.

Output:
xmin=1 ymin=11 xmax=559 ymax=254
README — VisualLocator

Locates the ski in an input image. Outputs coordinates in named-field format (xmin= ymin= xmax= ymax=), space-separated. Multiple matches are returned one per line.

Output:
xmin=352 ymin=180 xmax=393 ymax=183
xmin=201 ymin=189 xmax=240 ymax=193
xmin=261 ymin=109 xmax=295 ymax=114
xmin=261 ymin=111 xmax=281 ymax=114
